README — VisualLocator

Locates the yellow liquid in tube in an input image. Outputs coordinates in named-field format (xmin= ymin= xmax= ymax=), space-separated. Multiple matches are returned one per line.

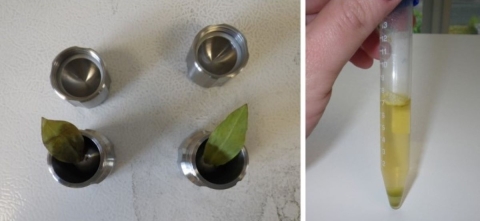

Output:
xmin=380 ymin=91 xmax=410 ymax=209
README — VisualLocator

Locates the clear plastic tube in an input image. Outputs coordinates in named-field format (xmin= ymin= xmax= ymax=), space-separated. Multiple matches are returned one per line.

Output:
xmin=379 ymin=0 xmax=413 ymax=209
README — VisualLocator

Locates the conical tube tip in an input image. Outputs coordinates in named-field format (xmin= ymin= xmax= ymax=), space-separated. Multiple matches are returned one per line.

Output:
xmin=387 ymin=188 xmax=405 ymax=209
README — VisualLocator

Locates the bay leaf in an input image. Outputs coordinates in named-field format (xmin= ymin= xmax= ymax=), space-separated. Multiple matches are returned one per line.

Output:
xmin=41 ymin=117 xmax=84 ymax=163
xmin=203 ymin=104 xmax=248 ymax=166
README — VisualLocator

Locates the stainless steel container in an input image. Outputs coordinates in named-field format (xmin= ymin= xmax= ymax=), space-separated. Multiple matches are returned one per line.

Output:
xmin=50 ymin=47 xmax=111 ymax=108
xmin=178 ymin=130 xmax=248 ymax=190
xmin=47 ymin=129 xmax=115 ymax=188
xmin=186 ymin=24 xmax=249 ymax=88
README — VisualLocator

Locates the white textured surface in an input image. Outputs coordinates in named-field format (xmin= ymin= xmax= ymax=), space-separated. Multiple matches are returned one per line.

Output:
xmin=307 ymin=35 xmax=480 ymax=220
xmin=0 ymin=1 xmax=300 ymax=220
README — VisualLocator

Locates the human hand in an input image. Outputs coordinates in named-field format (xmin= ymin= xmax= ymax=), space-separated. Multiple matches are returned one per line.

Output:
xmin=306 ymin=0 xmax=402 ymax=137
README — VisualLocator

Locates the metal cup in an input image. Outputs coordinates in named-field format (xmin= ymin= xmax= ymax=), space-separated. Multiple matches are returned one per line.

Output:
xmin=186 ymin=24 xmax=249 ymax=88
xmin=178 ymin=130 xmax=248 ymax=190
xmin=47 ymin=129 xmax=115 ymax=188
xmin=50 ymin=47 xmax=111 ymax=108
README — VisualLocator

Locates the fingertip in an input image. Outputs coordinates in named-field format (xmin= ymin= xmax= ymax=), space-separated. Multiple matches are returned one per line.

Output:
xmin=351 ymin=58 xmax=374 ymax=69
xmin=350 ymin=49 xmax=374 ymax=69
xmin=362 ymin=30 xmax=381 ymax=60
xmin=363 ymin=59 xmax=374 ymax=69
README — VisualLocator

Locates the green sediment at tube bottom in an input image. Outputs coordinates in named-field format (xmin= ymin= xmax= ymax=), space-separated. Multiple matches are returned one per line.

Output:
xmin=387 ymin=188 xmax=404 ymax=209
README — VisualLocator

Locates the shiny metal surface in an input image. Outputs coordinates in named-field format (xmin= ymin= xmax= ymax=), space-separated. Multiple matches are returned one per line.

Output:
xmin=178 ymin=130 xmax=248 ymax=190
xmin=186 ymin=24 xmax=249 ymax=88
xmin=51 ymin=47 xmax=111 ymax=108
xmin=198 ymin=36 xmax=237 ymax=74
xmin=47 ymin=129 xmax=115 ymax=188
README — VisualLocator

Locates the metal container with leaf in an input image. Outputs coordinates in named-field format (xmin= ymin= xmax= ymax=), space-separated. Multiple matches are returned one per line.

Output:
xmin=203 ymin=104 xmax=248 ymax=166
xmin=178 ymin=104 xmax=249 ymax=189
xmin=41 ymin=118 xmax=115 ymax=187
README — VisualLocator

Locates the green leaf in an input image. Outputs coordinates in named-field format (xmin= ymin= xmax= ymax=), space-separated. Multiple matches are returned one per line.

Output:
xmin=41 ymin=117 xmax=84 ymax=163
xmin=203 ymin=104 xmax=248 ymax=166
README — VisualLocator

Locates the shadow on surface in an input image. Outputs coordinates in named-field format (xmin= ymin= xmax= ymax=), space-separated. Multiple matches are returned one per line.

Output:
xmin=306 ymin=65 xmax=377 ymax=169
xmin=100 ymin=7 xmax=178 ymax=100
xmin=402 ymin=49 xmax=444 ymax=204
xmin=157 ymin=22 xmax=203 ymax=74
xmin=241 ymin=5 xmax=300 ymax=156
xmin=101 ymin=47 xmax=143 ymax=99
xmin=94 ymin=108 xmax=173 ymax=173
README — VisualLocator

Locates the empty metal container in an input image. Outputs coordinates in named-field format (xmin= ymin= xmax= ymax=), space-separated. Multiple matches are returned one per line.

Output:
xmin=186 ymin=24 xmax=249 ymax=88
xmin=50 ymin=47 xmax=111 ymax=108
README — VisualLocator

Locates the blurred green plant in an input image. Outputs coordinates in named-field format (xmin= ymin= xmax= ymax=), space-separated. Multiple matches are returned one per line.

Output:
xmin=449 ymin=15 xmax=479 ymax=34
xmin=467 ymin=16 xmax=479 ymax=34
xmin=413 ymin=9 xmax=422 ymax=33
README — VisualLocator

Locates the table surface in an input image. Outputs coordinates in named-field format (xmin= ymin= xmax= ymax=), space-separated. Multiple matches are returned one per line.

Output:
xmin=0 ymin=1 xmax=300 ymax=220
xmin=307 ymin=34 xmax=480 ymax=221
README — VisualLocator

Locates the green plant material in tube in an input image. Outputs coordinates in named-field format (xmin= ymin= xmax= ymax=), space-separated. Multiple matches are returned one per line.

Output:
xmin=41 ymin=117 xmax=84 ymax=163
xmin=203 ymin=104 xmax=248 ymax=167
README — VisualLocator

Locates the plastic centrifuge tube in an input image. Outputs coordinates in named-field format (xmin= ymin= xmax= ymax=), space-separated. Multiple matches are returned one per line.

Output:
xmin=378 ymin=0 xmax=415 ymax=209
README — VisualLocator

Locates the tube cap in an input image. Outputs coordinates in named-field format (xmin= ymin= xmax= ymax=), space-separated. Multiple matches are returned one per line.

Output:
xmin=398 ymin=0 xmax=419 ymax=8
